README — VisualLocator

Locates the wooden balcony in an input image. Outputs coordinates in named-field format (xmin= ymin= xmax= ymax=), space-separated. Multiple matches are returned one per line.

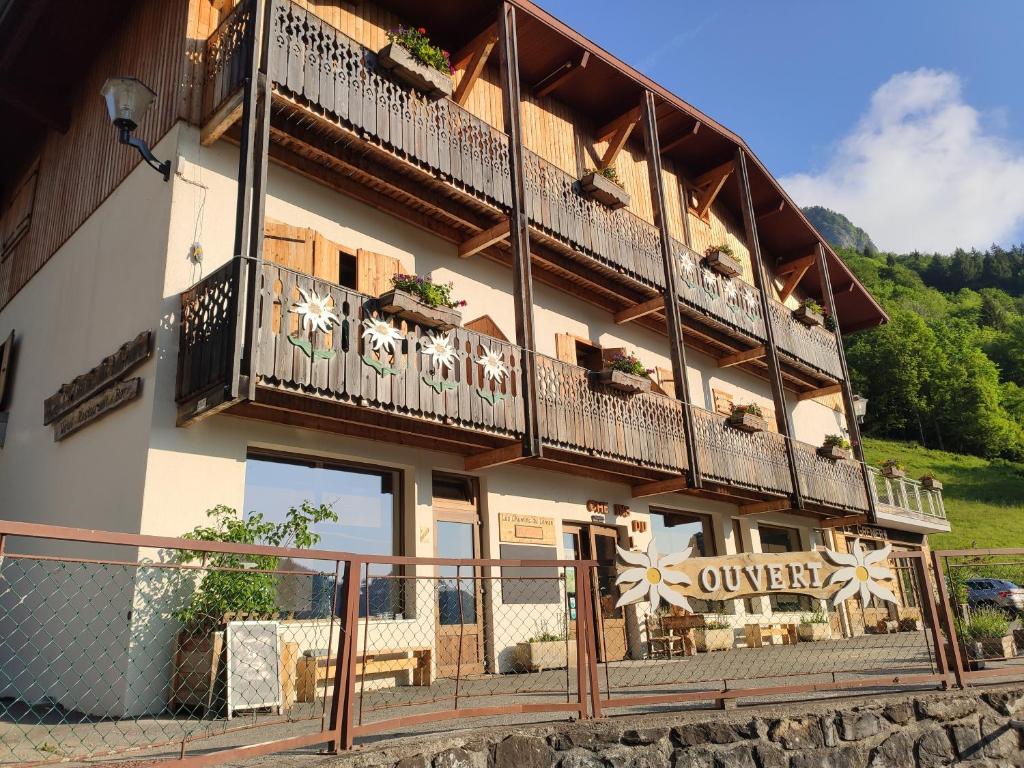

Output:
xmin=201 ymin=0 xmax=845 ymax=391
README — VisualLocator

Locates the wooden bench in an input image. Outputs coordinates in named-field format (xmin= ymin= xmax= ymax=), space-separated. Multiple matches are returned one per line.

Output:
xmin=295 ymin=647 xmax=432 ymax=702
xmin=744 ymin=623 xmax=798 ymax=648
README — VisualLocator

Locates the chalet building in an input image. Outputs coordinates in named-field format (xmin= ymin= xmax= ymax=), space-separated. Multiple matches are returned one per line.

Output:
xmin=0 ymin=0 xmax=950 ymax=716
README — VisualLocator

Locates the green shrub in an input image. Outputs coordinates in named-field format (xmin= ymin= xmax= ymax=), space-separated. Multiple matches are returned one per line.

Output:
xmin=823 ymin=434 xmax=852 ymax=450
xmin=706 ymin=243 xmax=734 ymax=257
xmin=800 ymin=609 xmax=829 ymax=625
xmin=391 ymin=274 xmax=466 ymax=309
xmin=609 ymin=351 xmax=653 ymax=377
xmin=956 ymin=606 xmax=1010 ymax=642
xmin=386 ymin=26 xmax=452 ymax=75
xmin=731 ymin=402 xmax=764 ymax=418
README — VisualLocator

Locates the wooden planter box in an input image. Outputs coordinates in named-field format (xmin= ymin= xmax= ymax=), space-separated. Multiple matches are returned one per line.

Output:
xmin=704 ymin=250 xmax=742 ymax=278
xmin=882 ymin=466 xmax=906 ymax=480
xmin=792 ymin=305 xmax=824 ymax=327
xmin=579 ymin=171 xmax=630 ymax=210
xmin=797 ymin=623 xmax=831 ymax=642
xmin=921 ymin=477 xmax=943 ymax=491
xmin=694 ymin=628 xmax=733 ymax=653
xmin=170 ymin=630 xmax=224 ymax=714
xmin=377 ymin=42 xmax=453 ymax=99
xmin=593 ymin=369 xmax=651 ymax=394
xmin=817 ymin=445 xmax=852 ymax=461
xmin=513 ymin=640 xmax=576 ymax=672
xmin=378 ymin=288 xmax=462 ymax=331
xmin=978 ymin=635 xmax=1015 ymax=660
xmin=728 ymin=411 xmax=768 ymax=433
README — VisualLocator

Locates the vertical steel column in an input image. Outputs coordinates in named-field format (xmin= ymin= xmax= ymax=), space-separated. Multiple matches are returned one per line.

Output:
xmin=640 ymin=91 xmax=701 ymax=487
xmin=815 ymin=242 xmax=878 ymax=522
xmin=735 ymin=147 xmax=804 ymax=508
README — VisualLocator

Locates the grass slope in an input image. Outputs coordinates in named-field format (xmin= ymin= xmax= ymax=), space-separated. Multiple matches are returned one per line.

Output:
xmin=863 ymin=438 xmax=1024 ymax=550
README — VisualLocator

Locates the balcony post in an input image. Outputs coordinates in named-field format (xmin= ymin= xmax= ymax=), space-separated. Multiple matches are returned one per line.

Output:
xmin=735 ymin=148 xmax=804 ymax=509
xmin=640 ymin=90 xmax=700 ymax=487
xmin=498 ymin=2 xmax=541 ymax=456
xmin=815 ymin=243 xmax=878 ymax=522
xmin=232 ymin=0 xmax=273 ymax=400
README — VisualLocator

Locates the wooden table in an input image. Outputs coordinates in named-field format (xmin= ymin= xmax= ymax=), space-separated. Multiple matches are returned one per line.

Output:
xmin=295 ymin=647 xmax=432 ymax=702
xmin=744 ymin=623 xmax=798 ymax=648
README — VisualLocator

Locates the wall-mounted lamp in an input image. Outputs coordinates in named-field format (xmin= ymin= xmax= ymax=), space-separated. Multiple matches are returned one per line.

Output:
xmin=852 ymin=394 xmax=868 ymax=424
xmin=100 ymin=77 xmax=171 ymax=181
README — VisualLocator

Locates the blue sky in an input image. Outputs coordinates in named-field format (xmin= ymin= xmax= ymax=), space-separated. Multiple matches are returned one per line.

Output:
xmin=539 ymin=0 xmax=1024 ymax=253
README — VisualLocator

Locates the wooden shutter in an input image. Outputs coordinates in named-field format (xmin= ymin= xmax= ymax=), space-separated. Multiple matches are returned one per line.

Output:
xmin=0 ymin=161 xmax=38 ymax=260
xmin=0 ymin=329 xmax=12 ymax=409
xmin=465 ymin=315 xmax=509 ymax=342
xmin=356 ymin=249 xmax=402 ymax=297
xmin=600 ymin=347 xmax=626 ymax=367
xmin=555 ymin=333 xmax=577 ymax=364
xmin=763 ymin=405 xmax=777 ymax=432
xmin=712 ymin=389 xmax=734 ymax=416
xmin=264 ymin=220 xmax=313 ymax=274
xmin=654 ymin=367 xmax=676 ymax=398
xmin=312 ymin=232 xmax=340 ymax=284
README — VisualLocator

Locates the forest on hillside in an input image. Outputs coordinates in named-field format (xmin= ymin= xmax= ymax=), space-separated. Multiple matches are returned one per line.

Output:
xmin=840 ymin=244 xmax=1024 ymax=461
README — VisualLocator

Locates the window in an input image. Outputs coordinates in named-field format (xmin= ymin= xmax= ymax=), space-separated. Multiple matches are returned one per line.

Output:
xmin=650 ymin=509 xmax=720 ymax=613
xmin=575 ymin=339 xmax=604 ymax=372
xmin=759 ymin=524 xmax=810 ymax=612
xmin=243 ymin=452 xmax=403 ymax=618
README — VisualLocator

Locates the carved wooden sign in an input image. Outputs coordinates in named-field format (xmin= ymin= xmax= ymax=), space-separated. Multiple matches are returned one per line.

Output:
xmin=52 ymin=378 xmax=142 ymax=442
xmin=43 ymin=331 xmax=152 ymax=425
xmin=586 ymin=500 xmax=609 ymax=515
xmin=615 ymin=539 xmax=897 ymax=610
xmin=498 ymin=513 xmax=555 ymax=546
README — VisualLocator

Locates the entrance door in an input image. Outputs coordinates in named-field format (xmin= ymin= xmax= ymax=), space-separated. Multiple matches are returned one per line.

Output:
xmin=433 ymin=474 xmax=485 ymax=676
xmin=589 ymin=525 xmax=628 ymax=662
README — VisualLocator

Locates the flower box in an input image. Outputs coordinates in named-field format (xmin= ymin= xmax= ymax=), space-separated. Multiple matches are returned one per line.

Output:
xmin=378 ymin=288 xmax=461 ymax=331
xmin=377 ymin=42 xmax=453 ymax=100
xmin=978 ymin=635 xmax=1015 ymax=660
xmin=727 ymin=412 xmax=768 ymax=433
xmin=817 ymin=445 xmax=852 ymax=461
xmin=797 ymin=623 xmax=831 ymax=642
xmin=170 ymin=630 xmax=224 ymax=714
xmin=513 ymin=640 xmax=576 ymax=672
xmin=921 ymin=477 xmax=943 ymax=491
xmin=579 ymin=171 xmax=631 ymax=210
xmin=694 ymin=628 xmax=733 ymax=653
xmin=704 ymin=250 xmax=742 ymax=279
xmin=882 ymin=465 xmax=906 ymax=480
xmin=792 ymin=304 xmax=824 ymax=327
xmin=593 ymin=369 xmax=651 ymax=395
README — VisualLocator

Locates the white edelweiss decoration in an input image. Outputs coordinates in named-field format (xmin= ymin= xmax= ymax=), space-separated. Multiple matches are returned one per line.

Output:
xmin=678 ymin=253 xmax=696 ymax=279
xmin=701 ymin=268 xmax=718 ymax=292
xmin=823 ymin=539 xmax=897 ymax=608
xmin=291 ymin=288 xmax=339 ymax=333
xmin=361 ymin=317 xmax=404 ymax=353
xmin=615 ymin=540 xmax=694 ymax=612
xmin=476 ymin=348 xmax=509 ymax=383
xmin=723 ymin=280 xmax=738 ymax=303
xmin=743 ymin=288 xmax=759 ymax=311
xmin=420 ymin=331 xmax=456 ymax=370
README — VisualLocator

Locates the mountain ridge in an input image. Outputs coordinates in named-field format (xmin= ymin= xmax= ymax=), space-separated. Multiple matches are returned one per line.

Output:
xmin=803 ymin=205 xmax=877 ymax=254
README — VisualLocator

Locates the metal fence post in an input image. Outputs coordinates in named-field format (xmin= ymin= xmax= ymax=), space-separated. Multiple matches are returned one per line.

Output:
xmin=576 ymin=564 xmax=602 ymax=719
xmin=930 ymin=551 xmax=967 ymax=690
xmin=913 ymin=553 xmax=952 ymax=688
xmin=328 ymin=558 xmax=362 ymax=752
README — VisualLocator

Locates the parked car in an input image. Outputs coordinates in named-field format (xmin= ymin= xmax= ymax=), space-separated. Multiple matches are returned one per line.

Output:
xmin=965 ymin=578 xmax=1024 ymax=616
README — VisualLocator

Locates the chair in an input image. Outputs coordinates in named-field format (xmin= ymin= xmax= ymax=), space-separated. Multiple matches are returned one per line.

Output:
xmin=645 ymin=615 xmax=686 ymax=659
xmin=660 ymin=614 xmax=706 ymax=656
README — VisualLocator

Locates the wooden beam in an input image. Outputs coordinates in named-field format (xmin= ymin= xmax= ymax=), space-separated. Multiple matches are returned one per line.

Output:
xmin=464 ymin=443 xmax=525 ymax=471
xmin=690 ymin=160 xmax=734 ymax=219
xmin=533 ymin=51 xmax=589 ymax=98
xmin=453 ymin=25 xmax=498 ymax=106
xmin=756 ymin=200 xmax=785 ymax=222
xmin=738 ymin=499 xmax=791 ymax=516
xmin=452 ymin=23 xmax=497 ymax=71
xmin=599 ymin=118 xmax=638 ymax=170
xmin=797 ymin=383 xmax=843 ymax=401
xmin=613 ymin=295 xmax=664 ymax=324
xmin=458 ymin=220 xmax=510 ymax=258
xmin=776 ymin=254 xmax=816 ymax=276
xmin=632 ymin=476 xmax=688 ymax=499
xmin=817 ymin=514 xmax=868 ymax=530
xmin=596 ymin=105 xmax=642 ymax=142
xmin=660 ymin=121 xmax=701 ymax=154
xmin=777 ymin=257 xmax=813 ymax=303
xmin=717 ymin=345 xmax=766 ymax=368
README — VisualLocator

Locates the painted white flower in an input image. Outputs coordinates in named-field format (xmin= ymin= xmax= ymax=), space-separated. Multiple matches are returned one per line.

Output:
xmin=723 ymin=280 xmax=738 ymax=304
xmin=361 ymin=317 xmax=404 ymax=353
xmin=291 ymin=288 xmax=339 ymax=333
xmin=743 ymin=288 xmax=759 ymax=311
xmin=701 ymin=267 xmax=718 ymax=293
xmin=823 ymin=538 xmax=897 ymax=608
xmin=476 ymin=348 xmax=508 ymax=383
xmin=615 ymin=540 xmax=693 ymax=612
xmin=420 ymin=331 xmax=456 ymax=370
xmin=678 ymin=253 xmax=696 ymax=280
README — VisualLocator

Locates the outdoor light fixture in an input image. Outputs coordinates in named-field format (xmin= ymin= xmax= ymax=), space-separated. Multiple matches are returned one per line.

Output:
xmin=100 ymin=77 xmax=171 ymax=181
xmin=852 ymin=394 xmax=868 ymax=424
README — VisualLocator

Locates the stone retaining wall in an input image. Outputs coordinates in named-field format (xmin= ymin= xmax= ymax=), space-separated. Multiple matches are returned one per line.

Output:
xmin=337 ymin=687 xmax=1024 ymax=768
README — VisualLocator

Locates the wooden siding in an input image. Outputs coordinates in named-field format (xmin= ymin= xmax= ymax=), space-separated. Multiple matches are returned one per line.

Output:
xmin=0 ymin=0 xmax=194 ymax=310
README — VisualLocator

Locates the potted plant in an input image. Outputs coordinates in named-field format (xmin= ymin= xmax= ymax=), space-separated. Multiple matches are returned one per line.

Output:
xmin=593 ymin=351 xmax=653 ymax=394
xmin=579 ymin=166 xmax=630 ymax=210
xmin=957 ymin=607 xmax=1014 ymax=660
xmin=920 ymin=474 xmax=943 ymax=491
xmin=797 ymin=610 xmax=831 ymax=642
xmin=792 ymin=299 xmax=824 ymax=327
xmin=378 ymin=26 xmax=454 ymax=99
xmin=881 ymin=459 xmax=906 ymax=480
xmin=170 ymin=502 xmax=337 ymax=714
xmin=727 ymin=403 xmax=767 ymax=433
xmin=817 ymin=434 xmax=852 ymax=461
xmin=898 ymin=616 xmax=923 ymax=632
xmin=513 ymin=624 xmax=575 ymax=672
xmin=378 ymin=274 xmax=467 ymax=330
xmin=694 ymin=618 xmax=733 ymax=652
xmin=704 ymin=244 xmax=742 ymax=278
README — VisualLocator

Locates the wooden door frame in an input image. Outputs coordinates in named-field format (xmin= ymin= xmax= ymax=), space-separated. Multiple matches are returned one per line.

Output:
xmin=586 ymin=522 xmax=628 ymax=662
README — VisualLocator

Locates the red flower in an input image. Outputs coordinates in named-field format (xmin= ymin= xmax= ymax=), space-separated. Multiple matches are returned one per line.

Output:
xmin=418 ymin=26 xmax=427 ymax=34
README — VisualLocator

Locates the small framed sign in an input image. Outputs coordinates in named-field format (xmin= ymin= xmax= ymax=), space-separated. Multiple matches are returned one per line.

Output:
xmin=226 ymin=621 xmax=282 ymax=720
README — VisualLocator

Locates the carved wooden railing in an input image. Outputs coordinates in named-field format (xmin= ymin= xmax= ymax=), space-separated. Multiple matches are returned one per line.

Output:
xmin=202 ymin=0 xmax=254 ymax=123
xmin=690 ymin=408 xmax=792 ymax=495
xmin=766 ymin=299 xmax=844 ymax=380
xmin=534 ymin=354 xmax=687 ymax=472
xmin=868 ymin=467 xmax=947 ymax=523
xmin=176 ymin=261 xmax=238 ymax=405
xmin=793 ymin=443 xmax=870 ymax=513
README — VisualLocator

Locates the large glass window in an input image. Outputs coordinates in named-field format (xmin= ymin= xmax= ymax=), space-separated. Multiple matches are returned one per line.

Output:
xmin=759 ymin=524 xmax=811 ymax=612
xmin=650 ymin=509 xmax=718 ymax=613
xmin=243 ymin=452 xmax=402 ymax=618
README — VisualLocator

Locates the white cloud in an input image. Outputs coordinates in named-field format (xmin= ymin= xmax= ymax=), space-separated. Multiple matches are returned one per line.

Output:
xmin=780 ymin=69 xmax=1024 ymax=253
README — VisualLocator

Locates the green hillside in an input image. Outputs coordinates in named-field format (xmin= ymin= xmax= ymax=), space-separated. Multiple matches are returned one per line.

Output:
xmin=863 ymin=437 xmax=1024 ymax=550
